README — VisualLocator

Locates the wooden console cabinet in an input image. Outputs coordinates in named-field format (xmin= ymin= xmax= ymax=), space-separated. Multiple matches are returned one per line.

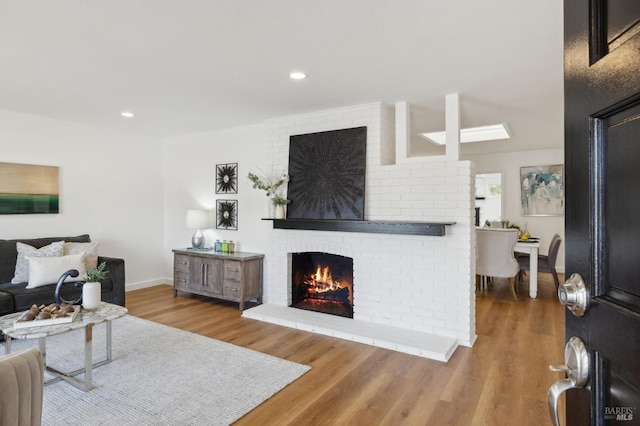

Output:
xmin=172 ymin=249 xmax=264 ymax=310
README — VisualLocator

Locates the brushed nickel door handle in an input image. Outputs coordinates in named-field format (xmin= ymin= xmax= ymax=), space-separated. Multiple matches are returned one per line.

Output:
xmin=548 ymin=336 xmax=589 ymax=426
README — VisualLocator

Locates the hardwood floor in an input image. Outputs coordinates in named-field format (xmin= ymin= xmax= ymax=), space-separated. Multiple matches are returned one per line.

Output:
xmin=126 ymin=273 xmax=565 ymax=425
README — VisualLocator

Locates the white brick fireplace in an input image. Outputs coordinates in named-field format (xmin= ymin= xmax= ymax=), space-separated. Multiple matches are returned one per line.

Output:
xmin=243 ymin=102 xmax=475 ymax=361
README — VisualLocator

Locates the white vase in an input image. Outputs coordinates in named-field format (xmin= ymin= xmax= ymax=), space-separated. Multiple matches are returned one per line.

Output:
xmin=268 ymin=199 xmax=276 ymax=218
xmin=82 ymin=282 xmax=101 ymax=310
xmin=275 ymin=204 xmax=285 ymax=219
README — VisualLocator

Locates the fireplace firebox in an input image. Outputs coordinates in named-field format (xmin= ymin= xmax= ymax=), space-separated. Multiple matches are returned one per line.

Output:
xmin=290 ymin=252 xmax=353 ymax=318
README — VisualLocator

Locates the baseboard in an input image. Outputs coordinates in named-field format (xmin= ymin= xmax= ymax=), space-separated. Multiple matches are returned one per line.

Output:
xmin=125 ymin=279 xmax=170 ymax=292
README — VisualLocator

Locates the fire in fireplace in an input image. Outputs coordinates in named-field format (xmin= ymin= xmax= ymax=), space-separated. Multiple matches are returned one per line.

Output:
xmin=290 ymin=252 xmax=353 ymax=318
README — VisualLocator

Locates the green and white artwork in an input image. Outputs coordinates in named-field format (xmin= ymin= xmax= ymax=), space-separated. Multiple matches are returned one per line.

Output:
xmin=520 ymin=164 xmax=564 ymax=216
xmin=0 ymin=162 xmax=59 ymax=214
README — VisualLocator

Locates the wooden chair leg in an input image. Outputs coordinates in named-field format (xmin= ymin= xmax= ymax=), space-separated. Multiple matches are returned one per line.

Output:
xmin=475 ymin=274 xmax=481 ymax=292
xmin=508 ymin=277 xmax=518 ymax=301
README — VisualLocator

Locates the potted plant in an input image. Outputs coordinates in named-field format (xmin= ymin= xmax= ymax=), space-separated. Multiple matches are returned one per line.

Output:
xmin=247 ymin=169 xmax=290 ymax=217
xmin=272 ymin=196 xmax=290 ymax=219
xmin=82 ymin=261 xmax=108 ymax=310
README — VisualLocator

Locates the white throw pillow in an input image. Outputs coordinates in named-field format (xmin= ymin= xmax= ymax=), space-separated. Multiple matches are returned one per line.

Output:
xmin=25 ymin=254 xmax=87 ymax=289
xmin=64 ymin=241 xmax=99 ymax=270
xmin=12 ymin=241 xmax=65 ymax=284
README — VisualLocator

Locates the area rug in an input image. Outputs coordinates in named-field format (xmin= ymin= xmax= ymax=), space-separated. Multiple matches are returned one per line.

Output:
xmin=1 ymin=315 xmax=310 ymax=425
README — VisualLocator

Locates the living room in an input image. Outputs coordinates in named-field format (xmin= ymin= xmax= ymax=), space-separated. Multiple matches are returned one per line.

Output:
xmin=0 ymin=1 xmax=567 ymax=424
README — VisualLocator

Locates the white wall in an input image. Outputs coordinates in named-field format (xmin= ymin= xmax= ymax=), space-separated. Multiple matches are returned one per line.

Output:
xmin=0 ymin=109 xmax=166 ymax=287
xmin=162 ymin=124 xmax=269 ymax=278
xmin=466 ymin=148 xmax=565 ymax=271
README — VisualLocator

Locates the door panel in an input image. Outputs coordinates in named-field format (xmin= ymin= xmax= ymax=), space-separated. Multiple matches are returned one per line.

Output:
xmin=603 ymin=100 xmax=640 ymax=305
xmin=564 ymin=0 xmax=640 ymax=424
xmin=590 ymin=0 xmax=640 ymax=63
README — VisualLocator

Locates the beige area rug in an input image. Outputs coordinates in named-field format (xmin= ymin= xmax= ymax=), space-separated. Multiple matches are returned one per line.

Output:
xmin=2 ymin=315 xmax=310 ymax=425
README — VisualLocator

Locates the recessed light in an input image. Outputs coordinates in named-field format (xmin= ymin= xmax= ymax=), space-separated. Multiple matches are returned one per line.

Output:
xmin=420 ymin=123 xmax=510 ymax=145
xmin=121 ymin=111 xmax=135 ymax=118
xmin=289 ymin=71 xmax=306 ymax=80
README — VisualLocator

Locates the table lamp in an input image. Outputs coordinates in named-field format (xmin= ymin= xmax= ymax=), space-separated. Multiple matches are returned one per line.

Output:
xmin=186 ymin=209 xmax=212 ymax=249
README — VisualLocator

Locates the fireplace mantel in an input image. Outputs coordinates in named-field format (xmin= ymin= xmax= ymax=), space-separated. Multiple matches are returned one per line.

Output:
xmin=263 ymin=219 xmax=455 ymax=236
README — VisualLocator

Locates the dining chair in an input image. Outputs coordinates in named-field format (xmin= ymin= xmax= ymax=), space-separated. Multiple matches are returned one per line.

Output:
xmin=476 ymin=228 xmax=520 ymax=300
xmin=518 ymin=233 xmax=562 ymax=289
xmin=0 ymin=348 xmax=44 ymax=426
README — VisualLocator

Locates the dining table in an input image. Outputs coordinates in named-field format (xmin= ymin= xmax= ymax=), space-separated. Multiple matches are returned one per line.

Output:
xmin=514 ymin=239 xmax=541 ymax=298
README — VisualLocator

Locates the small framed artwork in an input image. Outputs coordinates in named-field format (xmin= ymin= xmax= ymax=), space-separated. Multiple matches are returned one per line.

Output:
xmin=520 ymin=164 xmax=564 ymax=216
xmin=216 ymin=163 xmax=238 ymax=194
xmin=216 ymin=199 xmax=238 ymax=230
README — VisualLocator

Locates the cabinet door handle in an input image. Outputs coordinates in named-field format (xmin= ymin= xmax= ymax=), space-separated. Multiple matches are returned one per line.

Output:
xmin=201 ymin=263 xmax=205 ymax=286
xmin=204 ymin=263 xmax=208 ymax=286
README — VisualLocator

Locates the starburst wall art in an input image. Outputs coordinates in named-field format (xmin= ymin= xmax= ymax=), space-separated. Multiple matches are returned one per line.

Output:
xmin=287 ymin=127 xmax=367 ymax=220
xmin=216 ymin=199 xmax=238 ymax=230
xmin=216 ymin=163 xmax=238 ymax=194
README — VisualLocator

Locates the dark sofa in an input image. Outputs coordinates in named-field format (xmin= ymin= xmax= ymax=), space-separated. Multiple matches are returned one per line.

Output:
xmin=0 ymin=234 xmax=125 ymax=316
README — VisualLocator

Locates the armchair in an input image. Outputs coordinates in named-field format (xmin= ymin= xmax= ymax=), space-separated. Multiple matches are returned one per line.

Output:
xmin=476 ymin=228 xmax=520 ymax=300
xmin=0 ymin=348 xmax=44 ymax=426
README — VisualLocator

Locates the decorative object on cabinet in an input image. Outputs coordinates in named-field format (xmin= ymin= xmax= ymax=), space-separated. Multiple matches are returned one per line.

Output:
xmin=216 ymin=163 xmax=238 ymax=194
xmin=520 ymin=164 xmax=564 ymax=216
xmin=186 ymin=209 xmax=213 ymax=249
xmin=0 ymin=162 xmax=59 ymax=214
xmin=287 ymin=126 xmax=367 ymax=220
xmin=216 ymin=200 xmax=238 ymax=230
xmin=172 ymin=249 xmax=264 ymax=310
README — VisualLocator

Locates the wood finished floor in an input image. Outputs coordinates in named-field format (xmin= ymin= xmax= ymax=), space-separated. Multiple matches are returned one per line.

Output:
xmin=126 ymin=273 xmax=565 ymax=425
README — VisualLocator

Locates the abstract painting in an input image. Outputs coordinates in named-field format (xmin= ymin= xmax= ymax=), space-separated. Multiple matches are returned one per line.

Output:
xmin=287 ymin=127 xmax=367 ymax=220
xmin=0 ymin=162 xmax=59 ymax=214
xmin=216 ymin=163 xmax=238 ymax=194
xmin=216 ymin=199 xmax=238 ymax=230
xmin=520 ymin=164 xmax=564 ymax=216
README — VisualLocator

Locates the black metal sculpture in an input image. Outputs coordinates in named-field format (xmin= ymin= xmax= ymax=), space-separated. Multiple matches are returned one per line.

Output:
xmin=54 ymin=269 xmax=84 ymax=305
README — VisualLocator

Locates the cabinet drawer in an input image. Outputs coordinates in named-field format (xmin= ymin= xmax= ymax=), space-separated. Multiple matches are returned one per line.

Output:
xmin=174 ymin=271 xmax=189 ymax=288
xmin=224 ymin=260 xmax=242 ymax=280
xmin=223 ymin=279 xmax=240 ymax=298
xmin=174 ymin=255 xmax=190 ymax=272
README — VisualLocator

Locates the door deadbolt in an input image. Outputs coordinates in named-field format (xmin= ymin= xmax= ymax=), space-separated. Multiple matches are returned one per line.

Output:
xmin=558 ymin=273 xmax=589 ymax=317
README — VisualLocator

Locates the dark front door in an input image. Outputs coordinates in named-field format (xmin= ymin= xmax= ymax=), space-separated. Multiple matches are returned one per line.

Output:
xmin=562 ymin=0 xmax=640 ymax=424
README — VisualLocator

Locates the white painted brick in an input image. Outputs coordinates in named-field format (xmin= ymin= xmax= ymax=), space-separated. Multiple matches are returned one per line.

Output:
xmin=262 ymin=102 xmax=475 ymax=346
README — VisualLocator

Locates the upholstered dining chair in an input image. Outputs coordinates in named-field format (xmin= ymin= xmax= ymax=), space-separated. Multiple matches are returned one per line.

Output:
xmin=518 ymin=233 xmax=562 ymax=289
xmin=476 ymin=228 xmax=520 ymax=300
xmin=0 ymin=348 xmax=44 ymax=426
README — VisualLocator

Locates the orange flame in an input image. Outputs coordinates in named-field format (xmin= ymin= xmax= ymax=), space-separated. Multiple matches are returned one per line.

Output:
xmin=306 ymin=264 xmax=342 ymax=292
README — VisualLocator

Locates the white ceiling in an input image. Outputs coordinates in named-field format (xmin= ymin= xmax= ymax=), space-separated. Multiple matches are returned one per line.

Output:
xmin=0 ymin=1 xmax=564 ymax=155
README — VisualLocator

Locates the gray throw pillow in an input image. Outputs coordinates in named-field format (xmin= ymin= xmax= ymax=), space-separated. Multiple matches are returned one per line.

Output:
xmin=11 ymin=241 xmax=65 ymax=284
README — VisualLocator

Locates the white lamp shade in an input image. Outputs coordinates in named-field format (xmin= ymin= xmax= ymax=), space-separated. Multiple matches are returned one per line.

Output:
xmin=186 ymin=209 xmax=212 ymax=229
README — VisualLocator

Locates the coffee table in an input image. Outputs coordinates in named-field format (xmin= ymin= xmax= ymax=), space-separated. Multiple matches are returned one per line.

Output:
xmin=0 ymin=302 xmax=127 ymax=391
